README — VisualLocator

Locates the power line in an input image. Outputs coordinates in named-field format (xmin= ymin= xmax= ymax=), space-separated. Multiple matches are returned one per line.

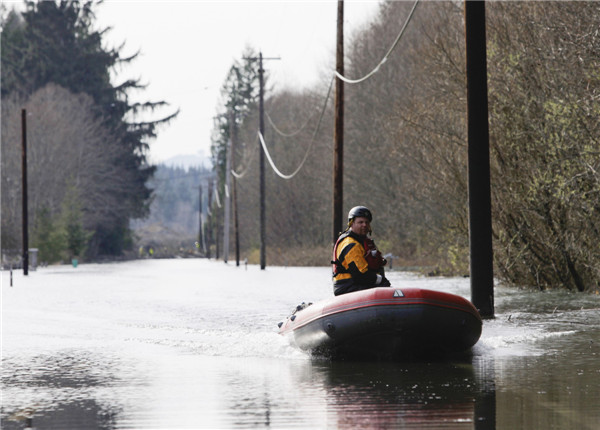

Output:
xmin=244 ymin=52 xmax=280 ymax=270
xmin=266 ymin=109 xmax=315 ymax=137
xmin=257 ymin=76 xmax=333 ymax=180
xmin=335 ymin=0 xmax=419 ymax=84
xmin=229 ymin=0 xmax=419 ymax=180
xmin=231 ymin=135 xmax=259 ymax=179
xmin=213 ymin=179 xmax=222 ymax=209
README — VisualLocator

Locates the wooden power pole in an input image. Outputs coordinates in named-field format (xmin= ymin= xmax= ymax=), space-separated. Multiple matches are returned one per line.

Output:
xmin=198 ymin=185 xmax=206 ymax=255
xmin=21 ymin=109 xmax=29 ymax=276
xmin=231 ymin=113 xmax=241 ymax=267
xmin=333 ymin=0 xmax=345 ymax=242
xmin=465 ymin=0 xmax=494 ymax=318
xmin=206 ymin=182 xmax=213 ymax=259
xmin=243 ymin=52 xmax=279 ymax=270
xmin=223 ymin=111 xmax=233 ymax=263
xmin=259 ymin=52 xmax=266 ymax=270
xmin=251 ymin=52 xmax=279 ymax=269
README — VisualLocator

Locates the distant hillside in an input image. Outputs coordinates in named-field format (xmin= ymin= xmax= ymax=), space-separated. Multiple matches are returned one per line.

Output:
xmin=131 ymin=164 xmax=214 ymax=256
xmin=162 ymin=153 xmax=212 ymax=170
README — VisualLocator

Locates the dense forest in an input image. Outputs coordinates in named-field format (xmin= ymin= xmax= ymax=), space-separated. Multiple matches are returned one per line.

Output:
xmin=209 ymin=1 xmax=600 ymax=292
xmin=1 ymin=1 xmax=176 ymax=263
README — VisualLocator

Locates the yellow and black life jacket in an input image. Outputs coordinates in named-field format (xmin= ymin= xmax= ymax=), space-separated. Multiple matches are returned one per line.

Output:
xmin=332 ymin=231 xmax=385 ymax=279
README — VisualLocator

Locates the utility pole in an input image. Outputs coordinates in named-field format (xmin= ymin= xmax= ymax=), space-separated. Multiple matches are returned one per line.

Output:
xmin=214 ymin=179 xmax=220 ymax=260
xmin=233 ymin=177 xmax=240 ymax=266
xmin=465 ymin=0 xmax=494 ymax=318
xmin=198 ymin=185 xmax=206 ymax=256
xmin=223 ymin=111 xmax=233 ymax=263
xmin=206 ymin=181 xmax=213 ymax=259
xmin=244 ymin=52 xmax=280 ymax=270
xmin=333 ymin=0 xmax=345 ymax=242
xmin=259 ymin=52 xmax=266 ymax=270
xmin=231 ymin=112 xmax=241 ymax=267
xmin=21 ymin=109 xmax=29 ymax=276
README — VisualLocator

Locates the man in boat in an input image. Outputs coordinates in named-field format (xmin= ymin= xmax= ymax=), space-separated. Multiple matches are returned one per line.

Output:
xmin=332 ymin=205 xmax=391 ymax=296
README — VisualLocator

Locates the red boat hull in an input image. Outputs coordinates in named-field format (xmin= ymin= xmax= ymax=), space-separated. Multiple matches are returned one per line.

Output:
xmin=279 ymin=287 xmax=482 ymax=359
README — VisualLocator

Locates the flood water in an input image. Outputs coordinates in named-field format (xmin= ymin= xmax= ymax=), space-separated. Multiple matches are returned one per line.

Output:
xmin=2 ymin=259 xmax=599 ymax=429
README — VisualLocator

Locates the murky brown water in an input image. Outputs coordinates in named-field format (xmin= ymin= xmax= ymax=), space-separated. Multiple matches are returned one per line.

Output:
xmin=2 ymin=259 xmax=599 ymax=429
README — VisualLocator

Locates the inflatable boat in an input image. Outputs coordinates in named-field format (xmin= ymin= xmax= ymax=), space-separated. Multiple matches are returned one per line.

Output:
xmin=278 ymin=287 xmax=482 ymax=359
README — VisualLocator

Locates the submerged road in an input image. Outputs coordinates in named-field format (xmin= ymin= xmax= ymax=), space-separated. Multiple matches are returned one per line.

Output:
xmin=2 ymin=259 xmax=599 ymax=429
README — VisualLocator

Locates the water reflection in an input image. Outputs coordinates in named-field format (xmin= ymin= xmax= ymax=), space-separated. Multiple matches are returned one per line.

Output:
xmin=3 ymin=400 xmax=117 ymax=430
xmin=312 ymin=357 xmax=495 ymax=429
xmin=473 ymin=356 xmax=496 ymax=430
xmin=3 ymin=261 xmax=599 ymax=429
xmin=1 ymin=351 xmax=124 ymax=430
xmin=216 ymin=355 xmax=497 ymax=429
xmin=493 ymin=350 xmax=600 ymax=429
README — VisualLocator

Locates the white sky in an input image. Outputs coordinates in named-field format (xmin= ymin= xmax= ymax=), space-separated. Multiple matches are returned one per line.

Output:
xmin=93 ymin=0 xmax=382 ymax=165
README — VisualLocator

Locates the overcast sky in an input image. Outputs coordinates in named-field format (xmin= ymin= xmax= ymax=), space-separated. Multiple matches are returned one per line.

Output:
xmin=93 ymin=0 xmax=382 ymax=165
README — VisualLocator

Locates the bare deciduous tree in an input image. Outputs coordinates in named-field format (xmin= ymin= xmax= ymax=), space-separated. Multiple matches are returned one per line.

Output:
xmin=206 ymin=1 xmax=600 ymax=291
xmin=487 ymin=1 xmax=600 ymax=291
xmin=1 ymin=83 xmax=135 ymax=259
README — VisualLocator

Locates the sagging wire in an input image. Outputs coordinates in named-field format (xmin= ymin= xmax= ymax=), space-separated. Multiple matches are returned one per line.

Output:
xmin=231 ymin=134 xmax=259 ymax=179
xmin=335 ymin=0 xmax=419 ymax=84
xmin=266 ymin=109 xmax=315 ymax=137
xmin=213 ymin=179 xmax=222 ymax=209
xmin=205 ymin=180 xmax=213 ymax=216
xmin=232 ymin=1 xmax=419 ymax=180
xmin=258 ymin=76 xmax=334 ymax=180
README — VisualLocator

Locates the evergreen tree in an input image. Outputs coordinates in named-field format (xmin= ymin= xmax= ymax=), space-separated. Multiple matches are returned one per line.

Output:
xmin=1 ymin=0 xmax=178 ymax=256
xmin=60 ymin=184 xmax=92 ymax=259
xmin=207 ymin=48 xmax=260 ymax=255
xmin=33 ymin=208 xmax=67 ymax=264
xmin=211 ymin=48 xmax=260 ymax=196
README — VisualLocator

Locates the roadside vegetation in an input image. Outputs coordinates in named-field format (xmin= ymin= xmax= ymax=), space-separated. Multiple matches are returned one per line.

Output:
xmin=1 ymin=1 xmax=177 ymax=263
xmin=209 ymin=2 xmax=600 ymax=292
xmin=2 ymin=1 xmax=598 ymax=292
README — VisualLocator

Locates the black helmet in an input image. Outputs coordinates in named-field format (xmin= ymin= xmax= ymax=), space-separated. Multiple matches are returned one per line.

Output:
xmin=348 ymin=206 xmax=372 ymax=223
